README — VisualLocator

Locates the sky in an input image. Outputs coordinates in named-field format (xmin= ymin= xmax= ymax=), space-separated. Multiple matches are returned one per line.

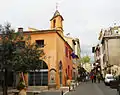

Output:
xmin=0 ymin=0 xmax=120 ymax=62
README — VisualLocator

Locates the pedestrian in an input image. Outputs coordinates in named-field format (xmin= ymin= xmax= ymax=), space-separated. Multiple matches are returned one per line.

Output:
xmin=90 ymin=72 xmax=94 ymax=83
xmin=94 ymin=74 xmax=96 ymax=83
xmin=97 ymin=73 xmax=101 ymax=83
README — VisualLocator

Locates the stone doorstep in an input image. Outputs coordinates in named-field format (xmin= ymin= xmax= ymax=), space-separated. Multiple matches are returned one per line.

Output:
xmin=0 ymin=83 xmax=81 ymax=95
xmin=28 ymin=86 xmax=48 ymax=89
xmin=60 ymin=82 xmax=80 ymax=91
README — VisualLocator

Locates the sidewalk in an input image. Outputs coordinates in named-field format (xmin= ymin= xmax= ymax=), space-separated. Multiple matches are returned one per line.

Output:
xmin=0 ymin=86 xmax=48 ymax=95
xmin=0 ymin=82 xmax=81 ymax=95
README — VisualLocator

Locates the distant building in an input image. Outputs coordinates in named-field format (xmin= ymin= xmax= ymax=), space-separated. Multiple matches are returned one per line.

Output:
xmin=82 ymin=63 xmax=92 ymax=73
xmin=94 ymin=25 xmax=120 ymax=77
xmin=64 ymin=36 xmax=81 ymax=80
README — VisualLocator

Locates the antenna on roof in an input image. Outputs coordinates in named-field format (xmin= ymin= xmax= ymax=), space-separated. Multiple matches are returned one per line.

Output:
xmin=56 ymin=2 xmax=58 ymax=10
xmin=114 ymin=23 xmax=116 ymax=26
xmin=66 ymin=33 xmax=70 ymax=36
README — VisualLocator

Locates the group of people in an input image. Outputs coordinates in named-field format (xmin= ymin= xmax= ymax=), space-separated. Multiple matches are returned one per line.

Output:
xmin=90 ymin=72 xmax=101 ymax=83
xmin=78 ymin=71 xmax=102 ymax=83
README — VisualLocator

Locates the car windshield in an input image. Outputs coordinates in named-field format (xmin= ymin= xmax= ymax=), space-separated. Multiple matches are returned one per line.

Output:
xmin=107 ymin=76 xmax=113 ymax=79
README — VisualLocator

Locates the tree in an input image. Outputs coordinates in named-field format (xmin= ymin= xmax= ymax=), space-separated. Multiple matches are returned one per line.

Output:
xmin=0 ymin=23 xmax=44 ymax=95
xmin=77 ymin=66 xmax=86 ymax=82
xmin=80 ymin=55 xmax=90 ymax=64
xmin=12 ymin=38 xmax=44 ymax=72
xmin=0 ymin=23 xmax=15 ymax=95
xmin=77 ymin=56 xmax=90 ymax=82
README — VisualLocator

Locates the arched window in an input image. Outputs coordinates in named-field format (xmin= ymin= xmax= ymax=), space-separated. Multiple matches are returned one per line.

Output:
xmin=59 ymin=61 xmax=62 ymax=70
xmin=40 ymin=60 xmax=48 ymax=69
xmin=68 ymin=65 xmax=70 ymax=76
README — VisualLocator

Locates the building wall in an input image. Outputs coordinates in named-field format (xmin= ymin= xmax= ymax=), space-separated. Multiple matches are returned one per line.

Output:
xmin=64 ymin=37 xmax=75 ymax=50
xmin=64 ymin=37 xmax=80 ymax=80
xmin=75 ymin=39 xmax=81 ymax=58
xmin=24 ymin=32 xmax=58 ymax=86
xmin=25 ymin=31 xmax=73 ymax=87
xmin=64 ymin=43 xmax=73 ymax=80
xmin=108 ymin=39 xmax=120 ymax=66
xmin=55 ymin=33 xmax=71 ymax=87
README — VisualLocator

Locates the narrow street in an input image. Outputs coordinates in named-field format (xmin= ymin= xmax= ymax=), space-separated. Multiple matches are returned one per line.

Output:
xmin=66 ymin=81 xmax=117 ymax=95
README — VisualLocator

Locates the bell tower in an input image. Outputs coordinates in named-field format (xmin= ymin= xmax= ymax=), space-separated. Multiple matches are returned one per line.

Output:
xmin=50 ymin=9 xmax=64 ymax=34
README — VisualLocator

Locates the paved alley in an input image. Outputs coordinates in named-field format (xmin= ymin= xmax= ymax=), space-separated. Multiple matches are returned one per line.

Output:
xmin=66 ymin=81 xmax=117 ymax=95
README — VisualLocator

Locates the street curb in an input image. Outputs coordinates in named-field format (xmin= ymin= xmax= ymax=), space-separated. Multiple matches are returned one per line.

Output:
xmin=63 ymin=82 xmax=80 ymax=95
xmin=63 ymin=90 xmax=69 ymax=95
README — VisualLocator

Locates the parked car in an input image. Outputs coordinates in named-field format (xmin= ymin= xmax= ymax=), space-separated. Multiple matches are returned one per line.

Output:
xmin=104 ymin=74 xmax=115 ymax=85
xmin=110 ymin=75 xmax=120 ymax=89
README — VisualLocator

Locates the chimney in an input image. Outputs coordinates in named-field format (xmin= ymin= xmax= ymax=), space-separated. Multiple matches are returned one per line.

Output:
xmin=18 ymin=27 xmax=23 ymax=32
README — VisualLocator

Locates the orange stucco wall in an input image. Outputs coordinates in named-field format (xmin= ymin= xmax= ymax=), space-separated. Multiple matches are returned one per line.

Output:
xmin=23 ymin=31 xmax=73 ymax=88
xmin=64 ymin=43 xmax=73 ymax=80
xmin=55 ymin=33 xmax=66 ymax=87
xmin=24 ymin=32 xmax=57 ymax=85
xmin=55 ymin=32 xmax=73 ymax=87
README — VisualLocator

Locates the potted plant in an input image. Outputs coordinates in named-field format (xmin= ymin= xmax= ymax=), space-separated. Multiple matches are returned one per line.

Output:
xmin=17 ymin=78 xmax=26 ymax=95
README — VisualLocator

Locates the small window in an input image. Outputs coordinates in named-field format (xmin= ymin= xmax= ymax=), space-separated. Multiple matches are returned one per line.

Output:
xmin=69 ymin=50 xmax=71 ymax=59
xmin=59 ymin=61 xmax=62 ymax=70
xmin=68 ymin=65 xmax=70 ymax=76
xmin=65 ymin=47 xmax=68 ymax=57
xmin=53 ymin=20 xmax=56 ymax=28
xmin=66 ymin=69 xmax=67 ymax=74
xmin=36 ymin=40 xmax=44 ymax=48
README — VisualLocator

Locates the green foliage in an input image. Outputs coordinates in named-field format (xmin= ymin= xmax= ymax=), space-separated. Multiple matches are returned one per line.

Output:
xmin=17 ymin=78 xmax=26 ymax=90
xmin=0 ymin=23 xmax=44 ymax=72
xmin=0 ymin=23 xmax=16 ymax=69
xmin=13 ymin=42 xmax=44 ymax=72
xmin=78 ymin=66 xmax=86 ymax=74
xmin=80 ymin=56 xmax=90 ymax=64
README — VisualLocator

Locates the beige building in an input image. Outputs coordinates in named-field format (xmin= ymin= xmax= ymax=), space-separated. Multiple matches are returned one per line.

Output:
xmin=95 ymin=25 xmax=120 ymax=77
xmin=64 ymin=36 xmax=81 ymax=80
xmin=64 ymin=37 xmax=81 ymax=64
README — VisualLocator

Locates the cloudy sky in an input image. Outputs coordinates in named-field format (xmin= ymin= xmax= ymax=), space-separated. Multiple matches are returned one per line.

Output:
xmin=0 ymin=0 xmax=120 ymax=61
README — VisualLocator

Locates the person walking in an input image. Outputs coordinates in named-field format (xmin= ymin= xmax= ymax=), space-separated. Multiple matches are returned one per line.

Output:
xmin=94 ymin=74 xmax=96 ymax=83
xmin=90 ymin=72 xmax=94 ymax=83
xmin=97 ymin=73 xmax=101 ymax=83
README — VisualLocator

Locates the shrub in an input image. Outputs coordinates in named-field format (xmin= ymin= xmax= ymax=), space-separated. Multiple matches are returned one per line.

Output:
xmin=17 ymin=78 xmax=26 ymax=90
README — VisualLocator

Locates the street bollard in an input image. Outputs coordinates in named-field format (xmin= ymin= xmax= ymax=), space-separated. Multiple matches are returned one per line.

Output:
xmin=69 ymin=86 xmax=70 ymax=91
xmin=61 ymin=90 xmax=63 ymax=95
xmin=118 ymin=84 xmax=120 ymax=95
xmin=72 ymin=85 xmax=74 ymax=91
